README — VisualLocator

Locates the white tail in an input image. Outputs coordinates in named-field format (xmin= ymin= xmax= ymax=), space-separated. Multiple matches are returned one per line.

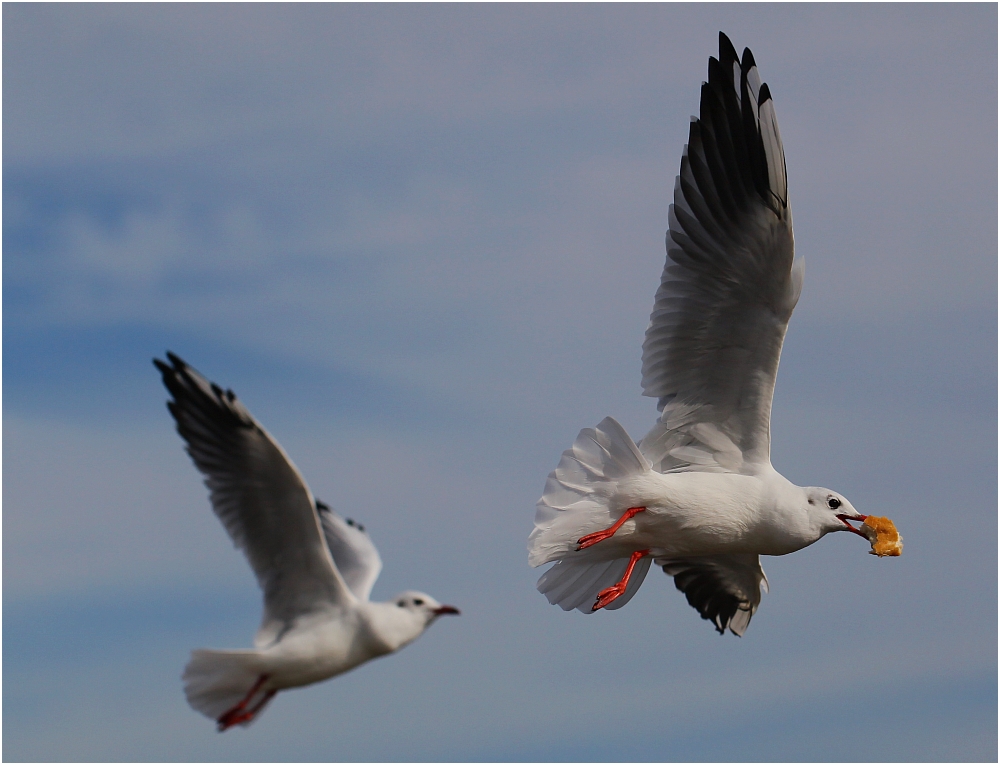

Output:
xmin=528 ymin=416 xmax=650 ymax=567
xmin=182 ymin=649 xmax=269 ymax=722
xmin=536 ymin=556 xmax=653 ymax=613
xmin=529 ymin=417 xmax=653 ymax=612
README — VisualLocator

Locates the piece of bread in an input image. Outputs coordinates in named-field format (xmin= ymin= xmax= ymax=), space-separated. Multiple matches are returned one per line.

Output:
xmin=860 ymin=516 xmax=903 ymax=557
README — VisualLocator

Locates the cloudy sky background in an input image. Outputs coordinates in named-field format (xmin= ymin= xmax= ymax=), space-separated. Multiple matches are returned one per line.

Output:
xmin=4 ymin=4 xmax=996 ymax=761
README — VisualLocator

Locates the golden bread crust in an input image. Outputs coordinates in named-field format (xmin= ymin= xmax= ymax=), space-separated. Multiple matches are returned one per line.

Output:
xmin=860 ymin=516 xmax=902 ymax=557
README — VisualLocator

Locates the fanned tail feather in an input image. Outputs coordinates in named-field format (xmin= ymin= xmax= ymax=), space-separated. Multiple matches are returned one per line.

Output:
xmin=183 ymin=649 xmax=269 ymax=723
xmin=529 ymin=417 xmax=653 ymax=613
xmin=537 ymin=556 xmax=653 ymax=613
xmin=528 ymin=417 xmax=650 ymax=567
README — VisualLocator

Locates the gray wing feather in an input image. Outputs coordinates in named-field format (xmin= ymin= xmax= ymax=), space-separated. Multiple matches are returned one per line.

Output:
xmin=656 ymin=552 xmax=767 ymax=636
xmin=315 ymin=502 xmax=382 ymax=602
xmin=640 ymin=34 xmax=801 ymax=474
xmin=155 ymin=353 xmax=353 ymax=644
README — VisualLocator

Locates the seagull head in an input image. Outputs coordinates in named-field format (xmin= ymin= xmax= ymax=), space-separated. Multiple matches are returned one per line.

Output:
xmin=392 ymin=591 xmax=460 ymax=625
xmin=805 ymin=488 xmax=867 ymax=538
xmin=371 ymin=591 xmax=459 ymax=652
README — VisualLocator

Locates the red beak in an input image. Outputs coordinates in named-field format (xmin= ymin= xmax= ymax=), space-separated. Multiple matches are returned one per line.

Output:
xmin=433 ymin=605 xmax=460 ymax=616
xmin=836 ymin=513 xmax=869 ymax=537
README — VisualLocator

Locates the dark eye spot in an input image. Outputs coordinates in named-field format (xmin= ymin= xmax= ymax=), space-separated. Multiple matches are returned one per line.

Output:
xmin=346 ymin=518 xmax=355 ymax=526
xmin=828 ymin=497 xmax=841 ymax=509
xmin=413 ymin=599 xmax=424 ymax=606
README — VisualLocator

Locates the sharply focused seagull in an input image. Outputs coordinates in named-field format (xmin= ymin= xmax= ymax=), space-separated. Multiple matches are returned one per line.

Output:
xmin=528 ymin=33 xmax=875 ymax=635
xmin=156 ymin=353 xmax=458 ymax=730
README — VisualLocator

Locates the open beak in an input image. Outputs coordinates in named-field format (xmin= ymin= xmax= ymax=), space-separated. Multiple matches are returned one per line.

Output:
xmin=433 ymin=605 xmax=460 ymax=616
xmin=836 ymin=513 xmax=869 ymax=538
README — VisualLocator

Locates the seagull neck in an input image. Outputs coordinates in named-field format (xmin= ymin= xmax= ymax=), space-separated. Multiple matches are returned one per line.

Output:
xmin=750 ymin=479 xmax=826 ymax=554
xmin=363 ymin=601 xmax=428 ymax=653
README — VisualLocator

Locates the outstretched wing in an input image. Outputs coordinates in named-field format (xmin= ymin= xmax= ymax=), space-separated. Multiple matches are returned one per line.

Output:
xmin=656 ymin=553 xmax=767 ymax=636
xmin=315 ymin=501 xmax=382 ymax=602
xmin=640 ymin=33 xmax=802 ymax=475
xmin=155 ymin=353 xmax=354 ymax=646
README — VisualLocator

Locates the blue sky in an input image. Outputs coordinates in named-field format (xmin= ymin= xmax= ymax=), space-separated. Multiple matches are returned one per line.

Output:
xmin=4 ymin=4 xmax=996 ymax=761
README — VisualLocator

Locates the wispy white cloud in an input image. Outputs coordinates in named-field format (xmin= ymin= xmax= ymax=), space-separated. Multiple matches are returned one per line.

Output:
xmin=4 ymin=3 xmax=996 ymax=760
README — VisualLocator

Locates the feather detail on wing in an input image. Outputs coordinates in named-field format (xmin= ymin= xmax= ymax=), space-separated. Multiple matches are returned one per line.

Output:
xmin=657 ymin=552 xmax=767 ymax=636
xmin=640 ymin=33 xmax=801 ymax=474
xmin=155 ymin=353 xmax=353 ymax=647
xmin=315 ymin=501 xmax=382 ymax=602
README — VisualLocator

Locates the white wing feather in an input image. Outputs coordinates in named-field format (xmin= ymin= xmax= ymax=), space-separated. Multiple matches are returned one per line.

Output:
xmin=155 ymin=353 xmax=354 ymax=649
xmin=316 ymin=502 xmax=382 ymax=602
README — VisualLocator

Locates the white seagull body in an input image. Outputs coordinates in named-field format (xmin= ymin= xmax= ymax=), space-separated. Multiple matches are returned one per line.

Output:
xmin=528 ymin=33 xmax=872 ymax=635
xmin=156 ymin=353 xmax=458 ymax=730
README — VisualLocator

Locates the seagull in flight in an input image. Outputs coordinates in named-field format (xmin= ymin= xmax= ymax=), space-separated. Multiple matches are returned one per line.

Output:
xmin=528 ymin=33 xmax=879 ymax=635
xmin=156 ymin=353 xmax=458 ymax=730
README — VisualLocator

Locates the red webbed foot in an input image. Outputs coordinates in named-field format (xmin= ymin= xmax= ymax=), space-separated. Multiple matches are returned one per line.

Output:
xmin=592 ymin=550 xmax=650 ymax=611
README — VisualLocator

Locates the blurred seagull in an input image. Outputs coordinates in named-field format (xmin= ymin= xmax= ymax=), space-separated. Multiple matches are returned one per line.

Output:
xmin=156 ymin=353 xmax=458 ymax=730
xmin=528 ymin=33 xmax=874 ymax=635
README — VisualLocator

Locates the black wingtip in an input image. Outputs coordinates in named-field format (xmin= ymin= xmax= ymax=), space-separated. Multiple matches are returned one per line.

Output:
xmin=719 ymin=32 xmax=738 ymax=64
xmin=706 ymin=55 xmax=726 ymax=88
xmin=758 ymin=82 xmax=772 ymax=105
xmin=741 ymin=46 xmax=757 ymax=70
xmin=165 ymin=351 xmax=187 ymax=370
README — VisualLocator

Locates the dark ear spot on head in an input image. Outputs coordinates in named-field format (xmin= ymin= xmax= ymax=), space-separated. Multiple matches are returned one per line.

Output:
xmin=808 ymin=498 xmax=815 ymax=505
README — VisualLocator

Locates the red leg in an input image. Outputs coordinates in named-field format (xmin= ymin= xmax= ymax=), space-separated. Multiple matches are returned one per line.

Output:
xmin=577 ymin=507 xmax=646 ymax=550
xmin=236 ymin=689 xmax=277 ymax=727
xmin=592 ymin=550 xmax=650 ymax=611
xmin=217 ymin=674 xmax=270 ymax=732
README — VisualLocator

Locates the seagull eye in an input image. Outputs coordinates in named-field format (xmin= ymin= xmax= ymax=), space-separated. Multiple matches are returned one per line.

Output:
xmin=827 ymin=497 xmax=841 ymax=509
xmin=413 ymin=599 xmax=424 ymax=606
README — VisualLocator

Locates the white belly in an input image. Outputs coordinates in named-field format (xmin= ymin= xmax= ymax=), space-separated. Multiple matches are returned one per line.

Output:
xmin=259 ymin=613 xmax=390 ymax=690
xmin=594 ymin=471 xmax=794 ymax=557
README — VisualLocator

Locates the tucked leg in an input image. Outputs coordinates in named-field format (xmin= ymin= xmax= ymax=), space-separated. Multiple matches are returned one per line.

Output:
xmin=592 ymin=550 xmax=650 ymax=611
xmin=237 ymin=689 xmax=277 ymax=727
xmin=217 ymin=674 xmax=270 ymax=732
xmin=577 ymin=507 xmax=646 ymax=550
